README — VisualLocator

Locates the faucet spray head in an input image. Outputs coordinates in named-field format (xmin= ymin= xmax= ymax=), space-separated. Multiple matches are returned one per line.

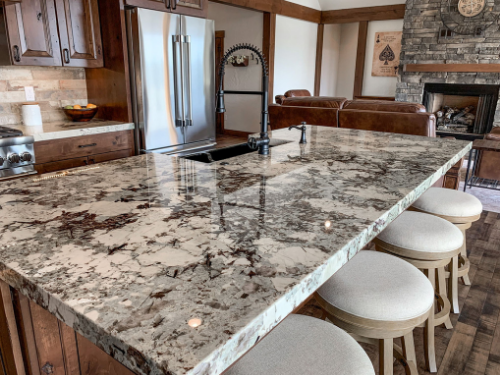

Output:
xmin=216 ymin=90 xmax=226 ymax=113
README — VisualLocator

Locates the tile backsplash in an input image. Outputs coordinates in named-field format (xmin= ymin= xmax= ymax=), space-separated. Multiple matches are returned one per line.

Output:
xmin=0 ymin=66 xmax=88 ymax=126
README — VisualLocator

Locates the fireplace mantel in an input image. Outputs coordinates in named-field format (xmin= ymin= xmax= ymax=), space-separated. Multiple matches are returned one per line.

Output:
xmin=404 ymin=64 xmax=500 ymax=73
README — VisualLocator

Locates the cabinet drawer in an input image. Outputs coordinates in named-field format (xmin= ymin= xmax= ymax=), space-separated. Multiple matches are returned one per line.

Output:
xmin=34 ymin=157 xmax=89 ymax=174
xmin=34 ymin=131 xmax=134 ymax=164
xmin=88 ymin=149 xmax=134 ymax=164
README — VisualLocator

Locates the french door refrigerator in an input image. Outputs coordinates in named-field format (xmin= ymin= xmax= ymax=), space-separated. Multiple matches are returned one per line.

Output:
xmin=126 ymin=8 xmax=216 ymax=155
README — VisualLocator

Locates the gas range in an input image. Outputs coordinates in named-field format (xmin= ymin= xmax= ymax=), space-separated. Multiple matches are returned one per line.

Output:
xmin=0 ymin=126 xmax=36 ymax=181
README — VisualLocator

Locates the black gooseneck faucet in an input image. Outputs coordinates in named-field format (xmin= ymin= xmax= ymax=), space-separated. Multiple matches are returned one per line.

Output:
xmin=216 ymin=43 xmax=270 ymax=155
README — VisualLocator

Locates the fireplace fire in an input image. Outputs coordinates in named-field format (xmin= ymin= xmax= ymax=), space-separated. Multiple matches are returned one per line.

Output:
xmin=423 ymin=83 xmax=499 ymax=140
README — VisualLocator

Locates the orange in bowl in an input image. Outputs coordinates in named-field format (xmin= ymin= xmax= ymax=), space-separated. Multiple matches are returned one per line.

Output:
xmin=73 ymin=104 xmax=82 ymax=109
xmin=86 ymin=103 xmax=97 ymax=109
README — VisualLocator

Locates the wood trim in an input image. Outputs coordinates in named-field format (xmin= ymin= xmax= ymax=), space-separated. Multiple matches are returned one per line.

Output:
xmin=263 ymin=12 xmax=276 ymax=104
xmin=353 ymin=21 xmax=368 ymax=98
xmin=314 ymin=24 xmax=324 ymax=96
xmin=321 ymin=4 xmax=406 ymax=24
xmin=280 ymin=1 xmax=321 ymax=23
xmin=222 ymin=129 xmax=252 ymax=137
xmin=404 ymin=63 xmax=500 ymax=73
xmin=212 ymin=0 xmax=320 ymax=23
xmin=0 ymin=281 xmax=26 ymax=375
xmin=215 ymin=30 xmax=225 ymax=38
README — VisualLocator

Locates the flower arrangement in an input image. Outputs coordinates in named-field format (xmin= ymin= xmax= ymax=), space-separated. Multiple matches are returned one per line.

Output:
xmin=227 ymin=55 xmax=249 ymax=67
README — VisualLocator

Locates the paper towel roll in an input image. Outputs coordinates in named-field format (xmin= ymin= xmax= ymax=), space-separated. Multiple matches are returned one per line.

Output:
xmin=22 ymin=103 xmax=43 ymax=126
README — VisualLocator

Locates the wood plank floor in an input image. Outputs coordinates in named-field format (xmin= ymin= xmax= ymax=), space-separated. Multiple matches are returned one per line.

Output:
xmin=299 ymin=211 xmax=500 ymax=375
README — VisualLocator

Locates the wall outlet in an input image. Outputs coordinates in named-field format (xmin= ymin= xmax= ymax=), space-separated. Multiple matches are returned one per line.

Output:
xmin=24 ymin=86 xmax=35 ymax=101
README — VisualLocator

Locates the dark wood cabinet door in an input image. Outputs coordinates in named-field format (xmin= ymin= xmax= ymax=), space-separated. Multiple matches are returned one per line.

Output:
xmin=171 ymin=0 xmax=207 ymax=17
xmin=54 ymin=0 xmax=103 ymax=68
xmin=34 ymin=157 xmax=89 ymax=174
xmin=3 ymin=0 xmax=63 ymax=66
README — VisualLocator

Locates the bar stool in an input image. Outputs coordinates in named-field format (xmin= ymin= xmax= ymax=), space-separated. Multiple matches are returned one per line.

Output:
xmin=411 ymin=187 xmax=482 ymax=312
xmin=373 ymin=211 xmax=463 ymax=373
xmin=225 ymin=314 xmax=375 ymax=375
xmin=315 ymin=251 xmax=434 ymax=375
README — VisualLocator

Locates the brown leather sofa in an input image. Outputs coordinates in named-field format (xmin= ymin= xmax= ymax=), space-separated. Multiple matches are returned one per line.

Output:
xmin=475 ymin=127 xmax=500 ymax=181
xmin=269 ymin=96 xmax=347 ymax=129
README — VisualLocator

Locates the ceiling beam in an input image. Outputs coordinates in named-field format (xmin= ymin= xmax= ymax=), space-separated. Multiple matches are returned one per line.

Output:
xmin=211 ymin=0 xmax=321 ymax=23
xmin=321 ymin=4 xmax=406 ymax=24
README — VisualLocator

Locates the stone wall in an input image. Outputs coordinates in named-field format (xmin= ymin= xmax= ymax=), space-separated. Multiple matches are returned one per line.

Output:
xmin=0 ymin=66 xmax=88 ymax=126
xmin=397 ymin=0 xmax=500 ymax=126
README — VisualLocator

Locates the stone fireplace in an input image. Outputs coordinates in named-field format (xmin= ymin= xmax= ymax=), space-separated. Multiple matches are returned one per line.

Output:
xmin=396 ymin=0 xmax=500 ymax=140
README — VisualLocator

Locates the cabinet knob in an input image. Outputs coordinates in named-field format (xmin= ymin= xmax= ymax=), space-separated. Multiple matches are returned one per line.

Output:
xmin=13 ymin=45 xmax=20 ymax=62
xmin=63 ymin=48 xmax=70 ymax=64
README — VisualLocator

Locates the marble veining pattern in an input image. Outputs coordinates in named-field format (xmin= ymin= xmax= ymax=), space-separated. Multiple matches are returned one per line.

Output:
xmin=8 ymin=120 xmax=135 ymax=141
xmin=0 ymin=127 xmax=471 ymax=375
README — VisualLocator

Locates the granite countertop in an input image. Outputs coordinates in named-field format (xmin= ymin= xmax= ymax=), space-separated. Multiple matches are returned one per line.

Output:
xmin=8 ymin=120 xmax=135 ymax=142
xmin=0 ymin=126 xmax=471 ymax=375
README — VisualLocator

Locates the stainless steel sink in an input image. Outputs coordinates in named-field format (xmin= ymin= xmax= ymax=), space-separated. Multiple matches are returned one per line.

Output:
xmin=180 ymin=139 xmax=290 ymax=164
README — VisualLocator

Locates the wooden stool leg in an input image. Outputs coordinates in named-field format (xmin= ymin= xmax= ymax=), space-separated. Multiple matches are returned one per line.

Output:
xmin=401 ymin=331 xmax=418 ymax=375
xmin=448 ymin=255 xmax=460 ymax=314
xmin=459 ymin=228 xmax=471 ymax=286
xmin=437 ymin=266 xmax=453 ymax=329
xmin=424 ymin=268 xmax=438 ymax=373
xmin=380 ymin=339 xmax=394 ymax=375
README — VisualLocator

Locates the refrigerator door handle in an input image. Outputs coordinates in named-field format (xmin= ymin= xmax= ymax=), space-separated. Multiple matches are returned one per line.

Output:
xmin=182 ymin=35 xmax=193 ymax=127
xmin=173 ymin=35 xmax=185 ymax=128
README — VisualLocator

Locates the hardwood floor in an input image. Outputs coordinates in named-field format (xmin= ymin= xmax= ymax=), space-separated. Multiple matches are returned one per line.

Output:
xmin=299 ymin=211 xmax=500 ymax=375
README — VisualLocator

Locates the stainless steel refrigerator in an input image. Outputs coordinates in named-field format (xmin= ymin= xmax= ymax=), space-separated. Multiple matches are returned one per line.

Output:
xmin=126 ymin=8 xmax=216 ymax=155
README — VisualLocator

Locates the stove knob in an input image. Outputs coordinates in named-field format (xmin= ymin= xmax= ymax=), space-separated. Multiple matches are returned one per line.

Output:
xmin=8 ymin=153 xmax=20 ymax=164
xmin=0 ymin=156 xmax=4 ymax=166
xmin=20 ymin=152 xmax=32 ymax=162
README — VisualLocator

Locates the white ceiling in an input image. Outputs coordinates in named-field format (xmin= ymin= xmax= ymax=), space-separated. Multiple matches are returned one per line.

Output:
xmin=285 ymin=0 xmax=406 ymax=11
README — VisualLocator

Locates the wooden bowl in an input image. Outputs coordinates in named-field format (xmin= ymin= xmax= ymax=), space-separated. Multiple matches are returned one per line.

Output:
xmin=63 ymin=107 xmax=98 ymax=122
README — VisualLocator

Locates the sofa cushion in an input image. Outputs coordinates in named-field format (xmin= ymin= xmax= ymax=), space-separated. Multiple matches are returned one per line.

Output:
xmin=343 ymin=100 xmax=426 ymax=113
xmin=284 ymin=89 xmax=312 ymax=98
xmin=281 ymin=96 xmax=347 ymax=109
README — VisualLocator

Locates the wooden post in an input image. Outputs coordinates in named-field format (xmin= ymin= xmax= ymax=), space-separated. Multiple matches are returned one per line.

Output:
xmin=263 ymin=12 xmax=276 ymax=104
xmin=314 ymin=24 xmax=324 ymax=96
xmin=353 ymin=21 xmax=368 ymax=98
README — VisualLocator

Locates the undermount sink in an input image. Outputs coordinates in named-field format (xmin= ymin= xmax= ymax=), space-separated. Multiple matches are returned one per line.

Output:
xmin=180 ymin=139 xmax=291 ymax=164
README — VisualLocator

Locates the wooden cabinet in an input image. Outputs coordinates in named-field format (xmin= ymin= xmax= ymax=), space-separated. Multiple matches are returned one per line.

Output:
xmin=3 ymin=0 xmax=63 ymax=66
xmin=55 ymin=0 xmax=103 ymax=67
xmin=171 ymin=0 xmax=207 ymax=18
xmin=34 ymin=131 xmax=135 ymax=174
xmin=2 ymin=0 xmax=103 ymax=67
xmin=0 ymin=280 xmax=136 ymax=375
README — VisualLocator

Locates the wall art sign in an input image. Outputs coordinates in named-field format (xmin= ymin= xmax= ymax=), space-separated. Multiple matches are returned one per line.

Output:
xmin=371 ymin=31 xmax=402 ymax=77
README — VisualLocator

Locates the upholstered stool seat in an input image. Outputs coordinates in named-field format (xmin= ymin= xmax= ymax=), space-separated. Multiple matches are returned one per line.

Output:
xmin=375 ymin=211 xmax=463 ymax=260
xmin=226 ymin=314 xmax=375 ymax=375
xmin=412 ymin=187 xmax=482 ymax=219
xmin=315 ymin=251 xmax=434 ymax=375
xmin=412 ymin=187 xmax=483 ymax=302
xmin=374 ymin=211 xmax=463 ymax=373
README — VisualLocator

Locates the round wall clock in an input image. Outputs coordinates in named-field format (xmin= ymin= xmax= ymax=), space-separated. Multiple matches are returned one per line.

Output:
xmin=458 ymin=0 xmax=486 ymax=17
xmin=440 ymin=0 xmax=498 ymax=35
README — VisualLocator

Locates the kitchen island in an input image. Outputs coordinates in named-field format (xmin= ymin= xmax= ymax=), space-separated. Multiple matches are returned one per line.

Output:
xmin=0 ymin=126 xmax=470 ymax=375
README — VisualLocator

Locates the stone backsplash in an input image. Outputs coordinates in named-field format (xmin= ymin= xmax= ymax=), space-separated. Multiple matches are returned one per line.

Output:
xmin=397 ymin=0 xmax=500 ymax=126
xmin=0 ymin=66 xmax=88 ymax=126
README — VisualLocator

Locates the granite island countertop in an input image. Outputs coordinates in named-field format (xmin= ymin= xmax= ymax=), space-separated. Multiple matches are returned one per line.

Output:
xmin=8 ymin=119 xmax=135 ymax=141
xmin=0 ymin=126 xmax=471 ymax=375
